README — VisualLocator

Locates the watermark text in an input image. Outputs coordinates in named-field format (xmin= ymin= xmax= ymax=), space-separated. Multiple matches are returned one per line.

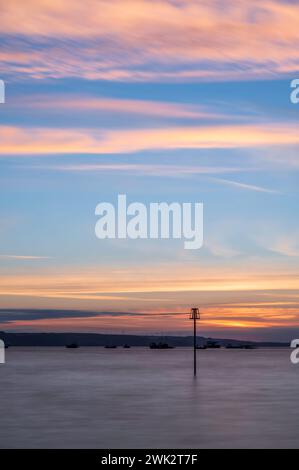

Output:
xmin=290 ymin=339 xmax=299 ymax=364
xmin=290 ymin=79 xmax=299 ymax=104
xmin=95 ymin=195 xmax=203 ymax=250
xmin=0 ymin=80 xmax=5 ymax=104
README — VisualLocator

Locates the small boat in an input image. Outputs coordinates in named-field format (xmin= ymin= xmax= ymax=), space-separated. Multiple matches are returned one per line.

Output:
xmin=226 ymin=344 xmax=255 ymax=349
xmin=206 ymin=341 xmax=221 ymax=349
xmin=105 ymin=345 xmax=117 ymax=349
xmin=149 ymin=342 xmax=174 ymax=349
xmin=123 ymin=344 xmax=131 ymax=348
xmin=65 ymin=343 xmax=79 ymax=348
xmin=196 ymin=345 xmax=207 ymax=349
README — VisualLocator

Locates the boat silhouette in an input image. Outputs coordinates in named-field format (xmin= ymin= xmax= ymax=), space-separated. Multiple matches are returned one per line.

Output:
xmin=65 ymin=343 xmax=79 ymax=348
xmin=226 ymin=343 xmax=255 ymax=349
xmin=206 ymin=340 xmax=221 ymax=349
xmin=149 ymin=342 xmax=174 ymax=349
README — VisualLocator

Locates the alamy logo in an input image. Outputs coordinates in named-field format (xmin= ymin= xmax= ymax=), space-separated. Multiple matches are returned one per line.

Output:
xmin=290 ymin=79 xmax=299 ymax=104
xmin=290 ymin=339 xmax=299 ymax=364
xmin=0 ymin=339 xmax=5 ymax=364
xmin=95 ymin=195 xmax=203 ymax=249
xmin=0 ymin=80 xmax=5 ymax=104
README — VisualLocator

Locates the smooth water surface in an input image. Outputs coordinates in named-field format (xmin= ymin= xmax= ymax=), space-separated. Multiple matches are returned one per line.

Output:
xmin=0 ymin=347 xmax=298 ymax=448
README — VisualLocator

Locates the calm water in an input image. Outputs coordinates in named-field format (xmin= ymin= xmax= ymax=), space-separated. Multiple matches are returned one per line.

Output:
xmin=0 ymin=347 xmax=298 ymax=448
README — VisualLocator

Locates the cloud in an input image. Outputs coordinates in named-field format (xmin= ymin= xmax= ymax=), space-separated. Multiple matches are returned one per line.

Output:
xmin=0 ymin=255 xmax=52 ymax=260
xmin=11 ymin=95 xmax=221 ymax=120
xmin=32 ymin=163 xmax=254 ymax=178
xmin=0 ymin=266 xmax=298 ymax=332
xmin=0 ymin=308 xmax=148 ymax=323
xmin=208 ymin=176 xmax=280 ymax=194
xmin=1 ymin=123 xmax=299 ymax=155
xmin=258 ymin=233 xmax=299 ymax=258
xmin=1 ymin=0 xmax=299 ymax=81
xmin=0 ymin=266 xmax=298 ymax=300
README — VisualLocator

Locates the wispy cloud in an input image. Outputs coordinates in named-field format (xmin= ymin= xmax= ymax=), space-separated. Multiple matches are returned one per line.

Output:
xmin=208 ymin=177 xmax=281 ymax=194
xmin=0 ymin=255 xmax=52 ymax=260
xmin=32 ymin=163 xmax=254 ymax=178
xmin=0 ymin=268 xmax=298 ymax=331
xmin=257 ymin=233 xmax=299 ymax=258
xmin=1 ymin=0 xmax=299 ymax=81
xmin=0 ymin=266 xmax=298 ymax=300
xmin=0 ymin=308 xmax=149 ymax=323
xmin=1 ymin=123 xmax=299 ymax=155
xmin=11 ymin=95 xmax=222 ymax=120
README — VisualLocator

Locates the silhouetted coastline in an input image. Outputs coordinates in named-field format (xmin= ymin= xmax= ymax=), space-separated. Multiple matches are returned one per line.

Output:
xmin=0 ymin=331 xmax=288 ymax=348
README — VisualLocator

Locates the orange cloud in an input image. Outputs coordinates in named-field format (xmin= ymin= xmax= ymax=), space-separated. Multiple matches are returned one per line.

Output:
xmin=0 ymin=263 xmax=298 ymax=331
xmin=0 ymin=264 xmax=298 ymax=300
xmin=1 ymin=123 xmax=299 ymax=155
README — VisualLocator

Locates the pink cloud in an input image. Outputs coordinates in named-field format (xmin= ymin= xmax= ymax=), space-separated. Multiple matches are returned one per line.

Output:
xmin=1 ymin=0 xmax=299 ymax=81
xmin=1 ymin=123 xmax=299 ymax=155
xmin=10 ymin=95 xmax=221 ymax=120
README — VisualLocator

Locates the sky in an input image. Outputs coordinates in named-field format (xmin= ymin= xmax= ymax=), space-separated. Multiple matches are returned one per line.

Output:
xmin=0 ymin=0 xmax=299 ymax=340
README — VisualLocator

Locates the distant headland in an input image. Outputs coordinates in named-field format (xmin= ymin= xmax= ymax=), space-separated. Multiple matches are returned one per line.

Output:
xmin=0 ymin=331 xmax=289 ymax=348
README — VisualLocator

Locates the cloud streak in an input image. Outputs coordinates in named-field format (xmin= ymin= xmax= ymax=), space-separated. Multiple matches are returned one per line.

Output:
xmin=208 ymin=177 xmax=280 ymax=194
xmin=11 ymin=95 xmax=221 ymax=120
xmin=0 ymin=255 xmax=51 ymax=260
xmin=0 ymin=266 xmax=298 ymax=299
xmin=1 ymin=0 xmax=299 ymax=81
xmin=1 ymin=123 xmax=299 ymax=155
xmin=32 ymin=163 xmax=254 ymax=178
xmin=0 ymin=308 xmax=148 ymax=323
xmin=0 ymin=265 xmax=297 ymax=332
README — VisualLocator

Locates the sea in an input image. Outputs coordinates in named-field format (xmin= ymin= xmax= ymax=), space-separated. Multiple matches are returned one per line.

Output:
xmin=0 ymin=347 xmax=298 ymax=448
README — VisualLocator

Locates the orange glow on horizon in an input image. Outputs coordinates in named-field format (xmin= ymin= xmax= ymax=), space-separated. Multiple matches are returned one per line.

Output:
xmin=0 ymin=264 xmax=298 ymax=331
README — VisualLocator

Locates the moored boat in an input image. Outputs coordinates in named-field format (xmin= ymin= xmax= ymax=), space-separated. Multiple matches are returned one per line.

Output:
xmin=149 ymin=342 xmax=174 ymax=349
